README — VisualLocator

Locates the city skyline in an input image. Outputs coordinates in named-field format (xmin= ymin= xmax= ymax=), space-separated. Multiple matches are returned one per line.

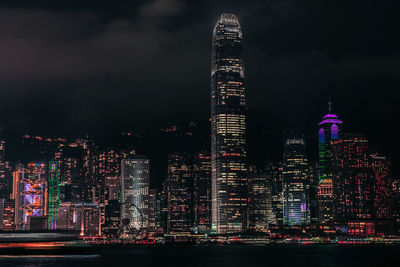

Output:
xmin=0 ymin=1 xmax=398 ymax=174
xmin=0 ymin=1 xmax=399 ymax=255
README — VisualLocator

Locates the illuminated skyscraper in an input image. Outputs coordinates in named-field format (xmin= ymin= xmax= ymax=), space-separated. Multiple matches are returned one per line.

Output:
xmin=167 ymin=153 xmax=193 ymax=233
xmin=317 ymin=100 xmax=343 ymax=224
xmin=148 ymin=189 xmax=157 ymax=233
xmin=93 ymin=149 xmax=120 ymax=203
xmin=332 ymin=134 xmax=372 ymax=221
xmin=211 ymin=13 xmax=247 ymax=234
xmin=267 ymin=161 xmax=283 ymax=226
xmin=120 ymin=156 xmax=150 ymax=231
xmin=0 ymin=138 xmax=7 ymax=198
xmin=248 ymin=167 xmax=273 ymax=232
xmin=371 ymin=155 xmax=392 ymax=219
xmin=193 ymin=152 xmax=211 ymax=233
xmin=48 ymin=161 xmax=60 ymax=230
xmin=14 ymin=163 xmax=47 ymax=230
xmin=282 ymin=138 xmax=310 ymax=226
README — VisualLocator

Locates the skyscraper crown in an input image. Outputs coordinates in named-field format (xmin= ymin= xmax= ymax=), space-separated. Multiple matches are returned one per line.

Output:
xmin=218 ymin=13 xmax=240 ymax=26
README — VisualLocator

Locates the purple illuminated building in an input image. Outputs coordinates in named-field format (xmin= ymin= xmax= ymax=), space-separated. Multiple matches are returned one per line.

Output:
xmin=317 ymin=100 xmax=343 ymax=224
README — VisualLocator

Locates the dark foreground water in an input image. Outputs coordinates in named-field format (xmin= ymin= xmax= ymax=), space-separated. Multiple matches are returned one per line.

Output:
xmin=0 ymin=245 xmax=399 ymax=267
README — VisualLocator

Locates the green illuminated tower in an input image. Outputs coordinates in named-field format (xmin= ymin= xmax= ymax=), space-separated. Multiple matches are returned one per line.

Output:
xmin=48 ymin=161 xmax=61 ymax=230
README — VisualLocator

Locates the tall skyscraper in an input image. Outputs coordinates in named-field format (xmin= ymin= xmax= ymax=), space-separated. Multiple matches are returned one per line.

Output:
xmin=282 ymin=138 xmax=310 ymax=226
xmin=211 ymin=13 xmax=247 ymax=234
xmin=148 ymin=189 xmax=157 ymax=233
xmin=48 ymin=161 xmax=61 ymax=230
xmin=120 ymin=156 xmax=150 ymax=231
xmin=317 ymin=100 xmax=343 ymax=224
xmin=12 ymin=163 xmax=47 ymax=230
xmin=332 ymin=134 xmax=372 ymax=221
xmin=248 ymin=167 xmax=273 ymax=232
xmin=370 ymin=155 xmax=392 ymax=219
xmin=0 ymin=138 xmax=7 ymax=199
xmin=267 ymin=161 xmax=283 ymax=226
xmin=193 ymin=152 xmax=211 ymax=233
xmin=166 ymin=153 xmax=193 ymax=233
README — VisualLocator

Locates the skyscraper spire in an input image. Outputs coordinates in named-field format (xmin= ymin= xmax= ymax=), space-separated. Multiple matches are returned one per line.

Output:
xmin=328 ymin=96 xmax=332 ymax=113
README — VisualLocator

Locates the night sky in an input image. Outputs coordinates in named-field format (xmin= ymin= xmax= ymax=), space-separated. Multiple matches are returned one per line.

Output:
xmin=0 ymin=1 xmax=399 ymax=176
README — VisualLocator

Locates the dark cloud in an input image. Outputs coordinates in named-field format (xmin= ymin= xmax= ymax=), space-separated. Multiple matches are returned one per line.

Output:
xmin=0 ymin=0 xmax=399 ymax=172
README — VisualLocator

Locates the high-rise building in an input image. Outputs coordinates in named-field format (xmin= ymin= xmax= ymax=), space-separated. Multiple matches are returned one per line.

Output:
xmin=267 ymin=162 xmax=283 ymax=226
xmin=120 ymin=156 xmax=150 ymax=231
xmin=282 ymin=138 xmax=310 ymax=226
xmin=0 ymin=198 xmax=15 ymax=231
xmin=156 ymin=181 xmax=168 ymax=234
xmin=317 ymin=100 xmax=343 ymax=224
xmin=370 ymin=155 xmax=392 ymax=219
xmin=392 ymin=180 xmax=400 ymax=233
xmin=193 ymin=152 xmax=211 ymax=233
xmin=105 ymin=176 xmax=120 ymax=201
xmin=102 ymin=199 xmax=121 ymax=238
xmin=167 ymin=153 xmax=193 ymax=233
xmin=248 ymin=167 xmax=273 ymax=232
xmin=0 ymin=138 xmax=7 ymax=199
xmin=13 ymin=163 xmax=47 ymax=230
xmin=148 ymin=189 xmax=157 ymax=233
xmin=332 ymin=134 xmax=372 ymax=221
xmin=48 ymin=161 xmax=60 ymax=230
xmin=92 ymin=149 xmax=120 ymax=203
xmin=211 ymin=13 xmax=247 ymax=234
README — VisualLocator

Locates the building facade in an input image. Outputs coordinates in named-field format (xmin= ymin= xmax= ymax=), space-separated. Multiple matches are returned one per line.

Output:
xmin=248 ymin=167 xmax=273 ymax=232
xmin=167 ymin=153 xmax=193 ymax=233
xmin=332 ymin=134 xmax=372 ymax=221
xmin=211 ymin=13 xmax=247 ymax=234
xmin=282 ymin=139 xmax=310 ymax=226
xmin=193 ymin=152 xmax=211 ymax=233
xmin=370 ymin=155 xmax=391 ymax=219
xmin=120 ymin=156 xmax=150 ymax=231
xmin=317 ymin=102 xmax=343 ymax=224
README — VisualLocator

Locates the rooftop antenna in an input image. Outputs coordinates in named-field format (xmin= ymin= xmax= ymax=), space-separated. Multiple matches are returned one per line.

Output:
xmin=328 ymin=95 xmax=332 ymax=113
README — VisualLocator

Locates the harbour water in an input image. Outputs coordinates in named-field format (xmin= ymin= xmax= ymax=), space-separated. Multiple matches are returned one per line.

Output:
xmin=0 ymin=245 xmax=399 ymax=267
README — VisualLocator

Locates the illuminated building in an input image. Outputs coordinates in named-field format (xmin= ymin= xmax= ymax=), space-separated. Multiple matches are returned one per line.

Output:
xmin=156 ymin=181 xmax=168 ymax=233
xmin=282 ymin=138 xmax=310 ymax=226
xmin=0 ymin=198 xmax=15 ymax=231
xmin=13 ymin=163 xmax=47 ymax=230
xmin=267 ymin=162 xmax=283 ymax=226
xmin=57 ymin=202 xmax=102 ymax=236
xmin=81 ymin=137 xmax=96 ymax=202
xmin=105 ymin=176 xmax=120 ymax=201
xmin=102 ymin=199 xmax=121 ymax=238
xmin=167 ymin=153 xmax=193 ymax=233
xmin=193 ymin=152 xmax=211 ymax=233
xmin=248 ymin=167 xmax=273 ymax=232
xmin=48 ymin=161 xmax=60 ymax=230
xmin=93 ymin=149 xmax=120 ymax=203
xmin=211 ymin=13 xmax=247 ymax=234
xmin=317 ymin=100 xmax=343 ymax=224
xmin=58 ymin=157 xmax=81 ymax=202
xmin=121 ymin=156 xmax=150 ymax=231
xmin=0 ymin=139 xmax=7 ymax=198
xmin=370 ymin=155 xmax=392 ymax=219
xmin=392 ymin=180 xmax=400 ymax=232
xmin=332 ymin=134 xmax=372 ymax=221
xmin=148 ymin=189 xmax=157 ymax=233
